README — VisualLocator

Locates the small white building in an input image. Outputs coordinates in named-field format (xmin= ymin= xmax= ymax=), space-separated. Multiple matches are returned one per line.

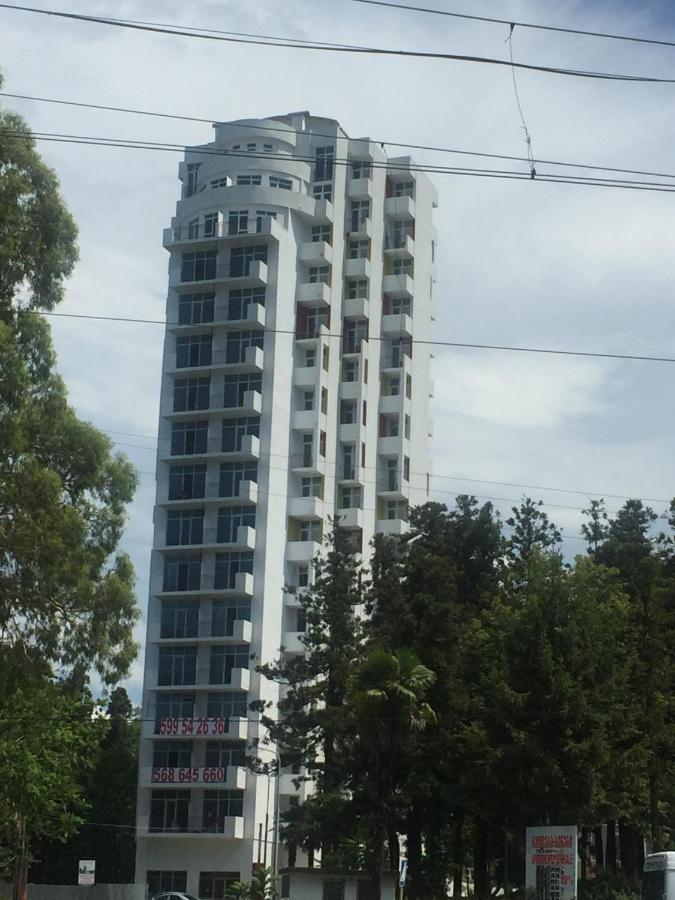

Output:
xmin=280 ymin=867 xmax=397 ymax=900
xmin=135 ymin=110 xmax=437 ymax=898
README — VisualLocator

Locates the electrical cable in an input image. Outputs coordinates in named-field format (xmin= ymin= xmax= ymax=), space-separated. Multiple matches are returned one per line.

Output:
xmin=2 ymin=3 xmax=675 ymax=83
xmin=4 ymin=90 xmax=675 ymax=183
xmin=345 ymin=0 xmax=675 ymax=51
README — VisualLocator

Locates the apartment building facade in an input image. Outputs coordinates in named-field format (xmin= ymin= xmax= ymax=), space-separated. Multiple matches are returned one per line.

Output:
xmin=135 ymin=111 xmax=437 ymax=899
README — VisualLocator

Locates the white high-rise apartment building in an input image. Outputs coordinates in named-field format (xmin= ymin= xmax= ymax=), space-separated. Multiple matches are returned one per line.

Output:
xmin=135 ymin=111 xmax=437 ymax=899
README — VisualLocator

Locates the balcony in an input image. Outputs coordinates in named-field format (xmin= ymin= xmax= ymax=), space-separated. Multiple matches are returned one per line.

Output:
xmin=378 ymin=435 xmax=408 ymax=456
xmin=338 ymin=465 xmax=363 ymax=486
xmin=291 ymin=408 xmax=321 ymax=431
xmin=347 ymin=177 xmax=373 ymax=200
xmin=281 ymin=631 xmax=306 ymax=655
xmin=336 ymin=506 xmax=363 ymax=530
xmin=175 ymin=259 xmax=268 ymax=290
xmin=220 ymin=389 xmax=263 ymax=418
xmin=295 ymin=323 xmax=330 ymax=346
xmin=163 ymin=216 xmax=283 ymax=249
xmin=382 ymin=274 xmax=413 ymax=299
xmin=342 ymin=297 xmax=368 ymax=320
xmin=211 ymin=479 xmax=258 ymax=506
xmin=384 ymin=195 xmax=416 ymax=219
xmin=198 ymin=666 xmax=251 ymax=692
xmin=293 ymin=365 xmax=321 ymax=388
xmin=219 ymin=434 xmax=260 ymax=462
xmin=286 ymin=540 xmax=321 ymax=562
xmin=381 ymin=313 xmax=413 ymax=339
xmin=344 ymin=257 xmax=370 ymax=279
xmin=215 ymin=344 xmax=264 ymax=374
xmin=299 ymin=241 xmax=333 ymax=265
xmin=348 ymin=217 xmax=372 ymax=240
xmin=213 ymin=302 xmax=266 ymax=330
xmin=376 ymin=517 xmax=409 ymax=536
xmin=290 ymin=453 xmax=325 ymax=477
xmin=379 ymin=393 xmax=407 ymax=416
xmin=287 ymin=496 xmax=324 ymax=518
xmin=296 ymin=281 xmax=331 ymax=308
xmin=313 ymin=198 xmax=334 ymax=223
xmin=338 ymin=422 xmax=364 ymax=444
xmin=384 ymin=234 xmax=415 ymax=259
xmin=210 ymin=571 xmax=255 ymax=600
xmin=186 ymin=525 xmax=255 ymax=552
xmin=339 ymin=379 xmax=364 ymax=401
xmin=279 ymin=773 xmax=311 ymax=800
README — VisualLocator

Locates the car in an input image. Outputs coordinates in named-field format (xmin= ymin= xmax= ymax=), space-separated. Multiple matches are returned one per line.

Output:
xmin=151 ymin=893 xmax=201 ymax=900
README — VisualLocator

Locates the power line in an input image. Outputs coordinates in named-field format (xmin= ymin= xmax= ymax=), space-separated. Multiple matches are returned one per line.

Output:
xmin=6 ymin=126 xmax=675 ymax=194
xmin=5 ymin=90 xmax=675 ymax=183
xmin=38 ymin=309 xmax=675 ymax=364
xmin=345 ymin=0 xmax=675 ymax=51
xmin=2 ymin=3 xmax=675 ymax=83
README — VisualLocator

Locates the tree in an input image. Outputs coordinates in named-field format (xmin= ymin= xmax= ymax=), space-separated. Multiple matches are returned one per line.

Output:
xmin=0 ymin=86 xmax=139 ymax=896
xmin=256 ymin=523 xmax=365 ymax=862
xmin=348 ymin=647 xmax=436 ymax=900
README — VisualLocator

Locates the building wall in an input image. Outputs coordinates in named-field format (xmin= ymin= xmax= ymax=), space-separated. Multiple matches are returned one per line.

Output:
xmin=135 ymin=112 xmax=437 ymax=896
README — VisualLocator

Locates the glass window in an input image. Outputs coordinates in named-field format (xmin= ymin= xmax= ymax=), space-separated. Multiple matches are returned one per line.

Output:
xmin=209 ymin=645 xmax=250 ymax=684
xmin=351 ymin=161 xmax=371 ymax=179
xmin=219 ymin=463 xmax=258 ymax=497
xmin=227 ymin=287 xmax=266 ymax=320
xmin=212 ymin=599 xmax=252 ymax=637
xmin=341 ymin=445 xmax=356 ymax=480
xmin=171 ymin=420 xmax=208 ymax=456
xmin=305 ymin=348 xmax=316 ymax=368
xmin=236 ymin=174 xmax=262 ymax=186
xmin=214 ymin=552 xmax=254 ymax=589
xmin=178 ymin=292 xmax=214 ymax=325
xmin=314 ymin=146 xmax=335 ymax=181
xmin=301 ymin=476 xmax=322 ymax=498
xmin=206 ymin=692 xmax=248 ymax=720
xmin=299 ymin=520 xmax=321 ymax=542
xmin=147 ymin=871 xmax=187 ymax=895
xmin=168 ymin=465 xmax=206 ymax=502
xmin=228 ymin=209 xmax=249 ymax=236
xmin=312 ymin=183 xmax=332 ymax=201
xmin=230 ymin=245 xmax=267 ymax=278
xmin=173 ymin=376 xmax=210 ymax=412
xmin=202 ymin=790 xmax=244 ymax=830
xmin=155 ymin=693 xmax=194 ymax=725
xmin=216 ymin=506 xmax=256 ymax=543
xmin=263 ymin=143 xmax=273 ymax=152
xmin=308 ymin=266 xmax=330 ymax=284
xmin=185 ymin=163 xmax=201 ymax=198
xmin=203 ymin=213 xmax=219 ymax=237
xmin=199 ymin=871 xmax=241 ymax=900
xmin=181 ymin=250 xmax=216 ymax=282
xmin=149 ymin=790 xmax=190 ymax=832
xmin=346 ymin=279 xmax=368 ymax=300
xmin=211 ymin=176 xmax=229 ymax=189
xmin=176 ymin=334 xmax=212 ymax=369
xmin=153 ymin=741 xmax=193 ymax=768
xmin=343 ymin=319 xmax=368 ymax=354
xmin=348 ymin=239 xmax=369 ymax=259
xmin=225 ymin=330 xmax=264 ymax=364
xmin=269 ymin=175 xmax=293 ymax=190
xmin=342 ymin=359 xmax=358 ymax=383
xmin=223 ymin=374 xmax=262 ymax=408
xmin=161 ymin=598 xmax=199 ymax=639
xmin=312 ymin=225 xmax=332 ymax=243
xmin=204 ymin=741 xmax=247 ymax=768
xmin=303 ymin=390 xmax=315 ymax=411
xmin=340 ymin=400 xmax=357 ymax=424
xmin=158 ymin=646 xmax=197 ymax=686
xmin=323 ymin=880 xmax=345 ymax=900
xmin=163 ymin=555 xmax=201 ymax=592
xmin=350 ymin=200 xmax=370 ymax=231
xmin=393 ymin=257 xmax=413 ymax=275
xmin=166 ymin=508 xmax=204 ymax=546
xmin=221 ymin=417 xmax=260 ymax=453
xmin=393 ymin=179 xmax=415 ymax=197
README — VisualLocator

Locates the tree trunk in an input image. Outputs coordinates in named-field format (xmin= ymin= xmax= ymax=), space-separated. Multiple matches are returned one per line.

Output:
xmin=473 ymin=819 xmax=489 ymax=900
xmin=619 ymin=821 xmax=635 ymax=881
xmin=388 ymin=827 xmax=400 ymax=900
xmin=606 ymin=820 xmax=617 ymax=874
xmin=452 ymin=815 xmax=465 ymax=900
xmin=649 ymin=773 xmax=661 ymax=849
xmin=580 ymin=827 xmax=588 ymax=883
xmin=406 ymin=815 xmax=423 ymax=900
xmin=593 ymin=826 xmax=604 ymax=871
xmin=12 ymin=817 xmax=27 ymax=900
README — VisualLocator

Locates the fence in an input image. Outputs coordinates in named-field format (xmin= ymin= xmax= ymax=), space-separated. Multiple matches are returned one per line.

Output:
xmin=0 ymin=885 xmax=145 ymax=900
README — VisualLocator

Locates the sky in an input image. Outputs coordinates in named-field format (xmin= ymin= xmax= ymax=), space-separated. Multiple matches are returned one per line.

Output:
xmin=2 ymin=0 xmax=675 ymax=701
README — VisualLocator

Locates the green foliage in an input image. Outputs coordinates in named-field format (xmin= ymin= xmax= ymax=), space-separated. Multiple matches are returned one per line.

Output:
xmin=227 ymin=867 xmax=279 ymax=900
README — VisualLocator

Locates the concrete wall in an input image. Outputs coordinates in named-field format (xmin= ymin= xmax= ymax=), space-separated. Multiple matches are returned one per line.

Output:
xmin=0 ymin=886 xmax=145 ymax=900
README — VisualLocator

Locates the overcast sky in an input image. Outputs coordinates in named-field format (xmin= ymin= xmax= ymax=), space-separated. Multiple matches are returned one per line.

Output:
xmin=2 ymin=0 xmax=675 ymax=700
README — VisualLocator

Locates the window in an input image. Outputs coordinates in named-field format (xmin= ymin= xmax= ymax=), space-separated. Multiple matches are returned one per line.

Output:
xmin=321 ymin=387 xmax=328 ymax=415
xmin=181 ymin=250 xmax=217 ymax=282
xmin=299 ymin=520 xmax=321 ymax=542
xmin=162 ymin=481 xmax=197 ymax=528
xmin=263 ymin=143 xmax=273 ymax=153
xmin=308 ymin=266 xmax=330 ymax=284
xmin=315 ymin=146 xmax=335 ymax=181
xmin=206 ymin=692 xmax=248 ymax=720
xmin=322 ymin=346 xmax=330 ymax=371
xmin=171 ymin=420 xmax=208 ymax=456
xmin=304 ymin=348 xmax=316 ymax=368
xmin=342 ymin=359 xmax=358 ymax=383
xmin=209 ymin=645 xmax=250 ymax=684
xmin=186 ymin=218 xmax=200 ymax=240
xmin=155 ymin=693 xmax=194 ymax=725
xmin=341 ymin=445 xmax=356 ymax=480
xmin=340 ymin=400 xmax=357 ymax=424
xmin=383 ymin=375 xmax=400 ymax=397
xmin=178 ymin=292 xmax=214 ymax=325
xmin=225 ymin=330 xmax=264 ymax=364
xmin=247 ymin=142 xmax=256 ymax=152
xmin=301 ymin=476 xmax=323 ymax=498
xmin=303 ymin=390 xmax=315 ymax=411
xmin=221 ymin=417 xmax=260 ymax=453
xmin=386 ymin=499 xmax=408 ymax=521
xmin=161 ymin=598 xmax=199 ymax=639
xmin=219 ymin=462 xmax=258 ymax=497
xmin=323 ymin=880 xmax=345 ymax=900
xmin=393 ymin=179 xmax=415 ymax=197
xmin=380 ymin=414 xmax=399 ymax=438
xmin=269 ymin=175 xmax=293 ymax=190
xmin=199 ymin=871 xmax=241 ymax=900
xmin=223 ymin=374 xmax=262 ymax=408
xmin=227 ymin=287 xmax=265 ymax=320
xmin=158 ymin=646 xmax=197 ymax=686
xmin=211 ymin=598 xmax=252 ymax=636
xmin=319 ymin=430 xmax=326 ymax=457
xmin=350 ymin=200 xmax=370 ymax=231
xmin=405 ymin=414 xmax=411 ymax=439
xmin=312 ymin=225 xmax=332 ymax=243
xmin=185 ymin=163 xmax=201 ymax=198
xmin=153 ymin=741 xmax=192 ymax=769
xmin=147 ymin=871 xmax=187 ymax=895
xmin=404 ymin=456 xmax=410 ymax=481
xmin=344 ymin=319 xmax=368 ymax=355
xmin=217 ymin=506 xmax=256 ymax=543
xmin=232 ymin=144 xmax=241 ymax=151
xmin=339 ymin=486 xmax=362 ymax=509
xmin=361 ymin=441 xmax=366 ymax=467
xmin=176 ymin=334 xmax=212 ymax=369
xmin=348 ymin=239 xmax=369 ymax=259
xmin=352 ymin=161 xmax=371 ymax=179
xmin=150 ymin=790 xmax=190 ymax=832
xmin=201 ymin=213 xmax=219 ymax=238
xmin=228 ymin=209 xmax=249 ymax=236
xmin=296 ymin=306 xmax=329 ymax=340
xmin=204 ymin=741 xmax=247 ymax=768
xmin=230 ymin=245 xmax=267 ymax=277
xmin=300 ymin=434 xmax=313 ymax=468
xmin=163 ymin=555 xmax=201 ymax=592
xmin=297 ymin=563 xmax=311 ymax=588
xmin=166 ymin=508 xmax=204 ymax=546
xmin=211 ymin=176 xmax=230 ymax=189
xmin=173 ymin=376 xmax=210 ymax=412
xmin=202 ymin=790 xmax=244 ymax=829
xmin=313 ymin=183 xmax=332 ymax=201
xmin=388 ymin=338 xmax=412 ymax=368
xmin=255 ymin=209 xmax=277 ymax=232
xmin=214 ymin=552 xmax=254 ymax=589
xmin=385 ymin=296 xmax=412 ymax=316
xmin=236 ymin=174 xmax=262 ymax=186
xmin=388 ymin=218 xmax=413 ymax=248
xmin=346 ymin=279 xmax=368 ymax=300
xmin=393 ymin=257 xmax=413 ymax=275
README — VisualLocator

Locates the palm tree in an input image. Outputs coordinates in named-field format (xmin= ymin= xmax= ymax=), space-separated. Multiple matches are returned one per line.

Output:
xmin=348 ymin=648 xmax=436 ymax=899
